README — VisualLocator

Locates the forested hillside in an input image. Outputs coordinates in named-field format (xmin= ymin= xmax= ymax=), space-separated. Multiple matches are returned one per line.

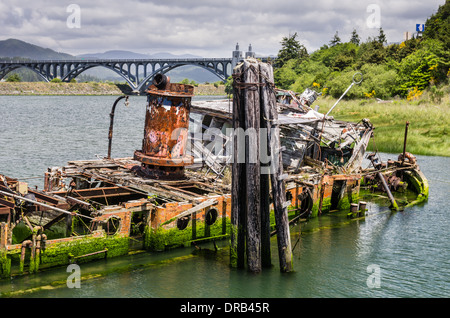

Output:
xmin=273 ymin=1 xmax=450 ymax=101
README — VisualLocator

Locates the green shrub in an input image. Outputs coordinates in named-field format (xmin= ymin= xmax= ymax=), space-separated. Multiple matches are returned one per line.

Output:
xmin=6 ymin=74 xmax=21 ymax=82
xmin=327 ymin=64 xmax=398 ymax=99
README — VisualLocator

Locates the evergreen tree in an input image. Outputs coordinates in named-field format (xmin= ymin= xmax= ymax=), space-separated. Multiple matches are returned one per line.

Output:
xmin=350 ymin=29 xmax=360 ymax=45
xmin=423 ymin=0 xmax=450 ymax=50
xmin=377 ymin=28 xmax=387 ymax=45
xmin=330 ymin=31 xmax=341 ymax=47
xmin=356 ymin=40 xmax=386 ymax=67
xmin=277 ymin=32 xmax=309 ymax=68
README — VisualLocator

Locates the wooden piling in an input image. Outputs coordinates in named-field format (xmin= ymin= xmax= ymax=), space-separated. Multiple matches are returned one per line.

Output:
xmin=258 ymin=63 xmax=272 ymax=269
xmin=231 ymin=58 xmax=293 ymax=273
xmin=231 ymin=58 xmax=263 ymax=272
xmin=66 ymin=214 xmax=73 ymax=237
xmin=259 ymin=61 xmax=293 ymax=273
xmin=243 ymin=59 xmax=262 ymax=273
xmin=231 ymin=61 xmax=247 ymax=269
xmin=260 ymin=171 xmax=271 ymax=268
xmin=358 ymin=201 xmax=367 ymax=216
xmin=350 ymin=203 xmax=359 ymax=217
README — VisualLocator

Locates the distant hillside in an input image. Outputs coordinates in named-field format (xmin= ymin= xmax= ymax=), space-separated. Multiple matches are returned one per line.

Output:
xmin=0 ymin=38 xmax=74 ymax=60
xmin=148 ymin=52 xmax=201 ymax=59
xmin=77 ymin=50 xmax=151 ymax=60
xmin=77 ymin=50 xmax=201 ymax=60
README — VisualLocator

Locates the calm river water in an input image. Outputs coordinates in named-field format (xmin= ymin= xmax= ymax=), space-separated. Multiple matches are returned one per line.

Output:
xmin=0 ymin=95 xmax=448 ymax=298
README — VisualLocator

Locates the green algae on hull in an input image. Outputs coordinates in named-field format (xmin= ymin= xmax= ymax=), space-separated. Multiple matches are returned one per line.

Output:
xmin=144 ymin=218 xmax=231 ymax=251
xmin=1 ymin=234 xmax=129 ymax=278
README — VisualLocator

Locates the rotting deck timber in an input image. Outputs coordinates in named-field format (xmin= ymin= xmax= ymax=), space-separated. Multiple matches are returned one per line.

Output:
xmin=0 ymin=156 xmax=235 ymax=278
xmin=0 ymin=97 xmax=429 ymax=278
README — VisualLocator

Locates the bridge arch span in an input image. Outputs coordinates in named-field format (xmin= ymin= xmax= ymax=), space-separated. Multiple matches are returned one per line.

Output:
xmin=136 ymin=61 xmax=232 ymax=92
xmin=0 ymin=64 xmax=50 ymax=82
xmin=61 ymin=63 xmax=137 ymax=90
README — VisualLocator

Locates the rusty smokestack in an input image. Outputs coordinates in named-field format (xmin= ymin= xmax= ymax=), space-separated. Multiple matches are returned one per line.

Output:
xmin=133 ymin=74 xmax=195 ymax=179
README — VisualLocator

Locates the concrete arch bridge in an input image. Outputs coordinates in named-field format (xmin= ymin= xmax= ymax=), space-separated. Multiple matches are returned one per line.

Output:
xmin=0 ymin=58 xmax=233 ymax=92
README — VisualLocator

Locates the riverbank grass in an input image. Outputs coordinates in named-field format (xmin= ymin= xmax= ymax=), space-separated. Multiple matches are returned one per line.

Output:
xmin=316 ymin=96 xmax=449 ymax=157
xmin=0 ymin=81 xmax=226 ymax=96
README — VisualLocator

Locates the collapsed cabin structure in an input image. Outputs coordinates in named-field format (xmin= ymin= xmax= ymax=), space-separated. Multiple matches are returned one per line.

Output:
xmin=0 ymin=59 xmax=428 ymax=277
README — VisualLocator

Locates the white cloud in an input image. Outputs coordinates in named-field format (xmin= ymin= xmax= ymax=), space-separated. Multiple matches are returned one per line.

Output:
xmin=0 ymin=0 xmax=445 ymax=57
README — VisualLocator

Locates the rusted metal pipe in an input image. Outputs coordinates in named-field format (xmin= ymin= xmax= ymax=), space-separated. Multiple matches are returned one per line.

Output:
xmin=107 ymin=95 xmax=129 ymax=159
xmin=20 ymin=240 xmax=32 ymax=273
xmin=153 ymin=73 xmax=169 ymax=90
xmin=378 ymin=172 xmax=399 ymax=210
xmin=401 ymin=121 xmax=410 ymax=165
xmin=73 ymin=248 xmax=108 ymax=261
xmin=325 ymin=72 xmax=363 ymax=117
xmin=35 ymin=234 xmax=47 ymax=270
xmin=31 ymin=226 xmax=43 ymax=261
xmin=367 ymin=153 xmax=399 ymax=210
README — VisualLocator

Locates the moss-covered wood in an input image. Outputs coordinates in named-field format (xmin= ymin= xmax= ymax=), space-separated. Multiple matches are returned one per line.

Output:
xmin=0 ymin=249 xmax=11 ymax=278
xmin=144 ymin=218 xmax=231 ymax=251
xmin=2 ymin=233 xmax=129 ymax=278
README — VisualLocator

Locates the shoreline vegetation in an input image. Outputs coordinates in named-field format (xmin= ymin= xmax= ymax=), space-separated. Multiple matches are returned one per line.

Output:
xmin=265 ymin=2 xmax=450 ymax=157
xmin=0 ymin=81 xmax=226 ymax=96
xmin=316 ymin=95 xmax=449 ymax=158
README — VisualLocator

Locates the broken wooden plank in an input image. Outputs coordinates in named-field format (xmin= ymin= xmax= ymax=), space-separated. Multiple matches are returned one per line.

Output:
xmin=172 ymin=198 xmax=218 ymax=220
xmin=0 ymin=189 xmax=94 ymax=220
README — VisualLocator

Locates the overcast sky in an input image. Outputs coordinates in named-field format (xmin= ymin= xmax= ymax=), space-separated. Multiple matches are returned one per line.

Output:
xmin=0 ymin=0 xmax=445 ymax=57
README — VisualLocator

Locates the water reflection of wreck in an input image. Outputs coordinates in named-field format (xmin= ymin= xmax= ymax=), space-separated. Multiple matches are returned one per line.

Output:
xmin=0 ymin=67 xmax=428 ymax=278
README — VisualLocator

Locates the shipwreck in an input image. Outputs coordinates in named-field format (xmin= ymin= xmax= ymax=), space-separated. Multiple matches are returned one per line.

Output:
xmin=0 ymin=59 xmax=428 ymax=277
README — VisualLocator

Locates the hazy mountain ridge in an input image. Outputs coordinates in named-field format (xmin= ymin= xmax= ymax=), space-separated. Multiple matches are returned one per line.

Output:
xmin=0 ymin=38 xmax=203 ymax=60
xmin=0 ymin=38 xmax=74 ymax=60
xmin=77 ymin=50 xmax=201 ymax=60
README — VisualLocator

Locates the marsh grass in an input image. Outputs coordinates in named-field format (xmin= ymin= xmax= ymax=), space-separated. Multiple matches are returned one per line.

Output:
xmin=316 ymin=93 xmax=450 ymax=157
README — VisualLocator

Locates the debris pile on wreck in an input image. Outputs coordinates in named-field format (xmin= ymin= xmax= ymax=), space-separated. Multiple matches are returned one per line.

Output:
xmin=0 ymin=58 xmax=428 ymax=278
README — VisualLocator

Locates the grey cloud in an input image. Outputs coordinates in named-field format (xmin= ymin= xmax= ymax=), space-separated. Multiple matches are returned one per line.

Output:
xmin=0 ymin=0 xmax=445 ymax=57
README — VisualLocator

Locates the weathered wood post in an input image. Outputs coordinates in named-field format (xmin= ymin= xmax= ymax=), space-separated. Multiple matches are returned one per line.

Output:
xmin=231 ymin=60 xmax=247 ymax=269
xmin=259 ymin=66 xmax=272 ymax=269
xmin=358 ymin=201 xmax=367 ymax=217
xmin=259 ymin=61 xmax=293 ymax=273
xmin=350 ymin=203 xmax=359 ymax=217
xmin=243 ymin=58 xmax=262 ymax=272
xmin=66 ymin=214 xmax=73 ymax=237
xmin=260 ymin=165 xmax=272 ymax=268
xmin=231 ymin=58 xmax=263 ymax=272
xmin=231 ymin=58 xmax=292 ymax=273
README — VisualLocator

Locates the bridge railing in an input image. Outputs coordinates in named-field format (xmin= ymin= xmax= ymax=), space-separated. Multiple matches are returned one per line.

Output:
xmin=0 ymin=57 xmax=275 ymax=64
xmin=0 ymin=58 xmax=234 ymax=64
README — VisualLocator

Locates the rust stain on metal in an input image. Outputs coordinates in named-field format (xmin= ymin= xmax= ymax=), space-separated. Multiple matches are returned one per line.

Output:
xmin=134 ymin=74 xmax=195 ymax=179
